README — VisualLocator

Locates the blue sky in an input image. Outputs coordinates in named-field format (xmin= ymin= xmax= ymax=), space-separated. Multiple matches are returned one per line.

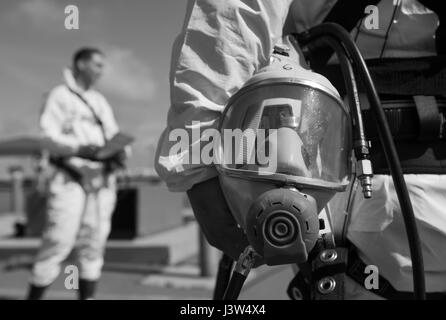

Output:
xmin=0 ymin=0 xmax=188 ymax=171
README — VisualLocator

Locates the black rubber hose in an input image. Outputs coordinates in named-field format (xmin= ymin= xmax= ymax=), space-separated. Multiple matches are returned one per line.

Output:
xmin=213 ymin=254 xmax=234 ymax=300
xmin=297 ymin=23 xmax=426 ymax=300
xmin=222 ymin=272 xmax=248 ymax=300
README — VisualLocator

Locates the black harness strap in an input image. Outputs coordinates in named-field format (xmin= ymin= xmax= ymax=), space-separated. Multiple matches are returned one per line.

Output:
xmin=67 ymin=86 xmax=108 ymax=144
xmin=50 ymin=87 xmax=112 ymax=182
xmin=287 ymin=233 xmax=348 ymax=300
xmin=49 ymin=156 xmax=82 ymax=183
xmin=413 ymin=95 xmax=443 ymax=141
xmin=67 ymin=87 xmax=122 ymax=175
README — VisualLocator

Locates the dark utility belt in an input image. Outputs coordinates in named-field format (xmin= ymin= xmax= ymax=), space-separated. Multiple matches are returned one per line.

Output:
xmin=321 ymin=57 xmax=446 ymax=174
xmin=49 ymin=156 xmax=121 ymax=184
xmin=363 ymin=96 xmax=446 ymax=141
xmin=363 ymin=96 xmax=446 ymax=174
xmin=49 ymin=156 xmax=82 ymax=183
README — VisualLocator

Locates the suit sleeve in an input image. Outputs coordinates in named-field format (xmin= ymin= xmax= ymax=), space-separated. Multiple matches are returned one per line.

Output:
xmin=155 ymin=0 xmax=293 ymax=191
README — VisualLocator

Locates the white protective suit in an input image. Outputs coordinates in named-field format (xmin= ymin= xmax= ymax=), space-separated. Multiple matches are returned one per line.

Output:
xmin=155 ymin=0 xmax=446 ymax=298
xmin=31 ymin=68 xmax=119 ymax=286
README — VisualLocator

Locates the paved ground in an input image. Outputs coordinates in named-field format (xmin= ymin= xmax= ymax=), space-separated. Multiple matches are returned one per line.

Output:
xmin=0 ymin=214 xmax=295 ymax=300
xmin=0 ymin=259 xmax=294 ymax=300
xmin=0 ymin=263 xmax=212 ymax=300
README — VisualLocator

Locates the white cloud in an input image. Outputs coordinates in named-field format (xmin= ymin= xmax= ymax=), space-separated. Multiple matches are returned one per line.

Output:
xmin=98 ymin=47 xmax=157 ymax=102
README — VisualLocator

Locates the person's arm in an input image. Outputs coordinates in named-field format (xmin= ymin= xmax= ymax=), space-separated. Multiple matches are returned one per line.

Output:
xmin=171 ymin=0 xmax=293 ymax=119
xmin=39 ymin=88 xmax=80 ymax=157
xmin=156 ymin=0 xmax=294 ymax=189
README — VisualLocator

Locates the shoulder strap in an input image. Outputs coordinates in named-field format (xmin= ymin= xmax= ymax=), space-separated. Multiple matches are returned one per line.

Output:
xmin=66 ymin=86 xmax=108 ymax=143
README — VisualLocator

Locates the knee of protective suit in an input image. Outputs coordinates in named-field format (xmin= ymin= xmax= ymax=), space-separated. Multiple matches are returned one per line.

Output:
xmin=31 ymin=263 xmax=62 ymax=287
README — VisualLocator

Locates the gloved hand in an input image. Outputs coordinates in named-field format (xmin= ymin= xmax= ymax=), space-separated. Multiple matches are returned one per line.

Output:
xmin=106 ymin=150 xmax=127 ymax=171
xmin=113 ymin=150 xmax=127 ymax=165
xmin=76 ymin=145 xmax=100 ymax=161
xmin=187 ymin=177 xmax=264 ymax=267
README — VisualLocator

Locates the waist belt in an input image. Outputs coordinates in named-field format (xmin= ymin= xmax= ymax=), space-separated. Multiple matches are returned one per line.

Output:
xmin=49 ymin=157 xmax=115 ymax=185
xmin=363 ymin=97 xmax=446 ymax=174
xmin=49 ymin=157 xmax=82 ymax=183
xmin=319 ymin=57 xmax=446 ymax=173
xmin=347 ymin=250 xmax=446 ymax=300
xmin=363 ymin=96 xmax=446 ymax=141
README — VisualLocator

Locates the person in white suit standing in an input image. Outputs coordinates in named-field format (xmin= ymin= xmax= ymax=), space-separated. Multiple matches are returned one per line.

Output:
xmin=27 ymin=47 xmax=126 ymax=300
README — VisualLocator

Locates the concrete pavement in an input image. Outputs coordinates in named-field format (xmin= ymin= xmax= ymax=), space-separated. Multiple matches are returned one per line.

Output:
xmin=0 ymin=260 xmax=293 ymax=300
xmin=0 ymin=213 xmax=295 ymax=300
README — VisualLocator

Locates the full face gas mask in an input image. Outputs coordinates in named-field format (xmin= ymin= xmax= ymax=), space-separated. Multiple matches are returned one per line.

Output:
xmin=214 ymin=24 xmax=424 ymax=301
xmin=215 ymin=39 xmax=352 ymax=266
